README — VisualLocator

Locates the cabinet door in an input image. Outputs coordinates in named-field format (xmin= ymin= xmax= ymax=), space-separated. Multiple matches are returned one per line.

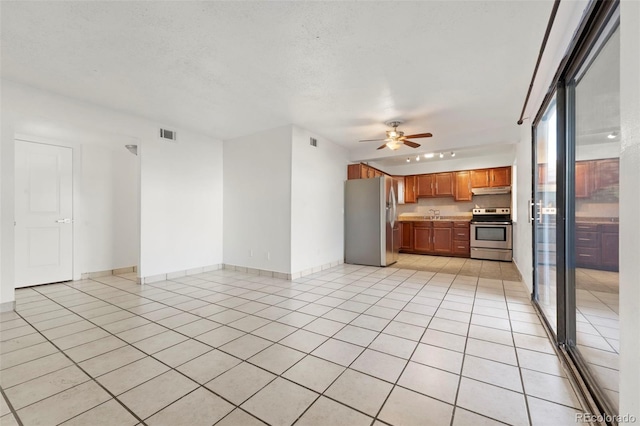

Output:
xmin=575 ymin=162 xmax=593 ymax=197
xmin=405 ymin=176 xmax=416 ymax=203
xmin=490 ymin=167 xmax=511 ymax=187
xmin=601 ymin=226 xmax=619 ymax=271
xmin=594 ymin=158 xmax=619 ymax=191
xmin=413 ymin=226 xmax=432 ymax=253
xmin=416 ymin=174 xmax=434 ymax=197
xmin=347 ymin=164 xmax=361 ymax=180
xmin=374 ymin=169 xmax=383 ymax=178
xmin=434 ymin=173 xmax=454 ymax=196
xmin=454 ymin=171 xmax=472 ymax=201
xmin=400 ymin=222 xmax=413 ymax=250
xmin=470 ymin=169 xmax=490 ymax=188
xmin=432 ymin=227 xmax=452 ymax=254
xmin=360 ymin=165 xmax=369 ymax=179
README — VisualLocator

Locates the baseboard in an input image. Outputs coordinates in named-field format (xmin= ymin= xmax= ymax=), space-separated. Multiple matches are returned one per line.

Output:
xmin=511 ymin=257 xmax=533 ymax=294
xmin=139 ymin=263 xmax=223 ymax=284
xmin=223 ymin=259 xmax=343 ymax=281
xmin=0 ymin=301 xmax=16 ymax=313
xmin=81 ymin=266 xmax=137 ymax=280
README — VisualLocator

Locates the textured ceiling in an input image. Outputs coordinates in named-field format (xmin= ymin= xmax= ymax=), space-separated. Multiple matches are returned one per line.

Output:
xmin=1 ymin=1 xmax=553 ymax=159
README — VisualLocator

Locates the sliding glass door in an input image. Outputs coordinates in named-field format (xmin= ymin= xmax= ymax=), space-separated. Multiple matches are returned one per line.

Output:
xmin=532 ymin=1 xmax=620 ymax=419
xmin=533 ymin=95 xmax=558 ymax=335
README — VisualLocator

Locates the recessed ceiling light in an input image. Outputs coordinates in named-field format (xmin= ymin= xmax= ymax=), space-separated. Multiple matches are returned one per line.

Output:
xmin=451 ymin=152 xmax=456 ymax=157
xmin=439 ymin=153 xmax=444 ymax=158
xmin=424 ymin=153 xmax=434 ymax=159
xmin=607 ymin=131 xmax=619 ymax=139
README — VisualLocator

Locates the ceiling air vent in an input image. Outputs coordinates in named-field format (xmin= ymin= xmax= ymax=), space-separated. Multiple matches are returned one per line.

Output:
xmin=159 ymin=128 xmax=177 ymax=142
xmin=310 ymin=137 xmax=318 ymax=147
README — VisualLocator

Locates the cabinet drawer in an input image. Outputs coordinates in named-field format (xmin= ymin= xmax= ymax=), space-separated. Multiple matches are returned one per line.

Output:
xmin=575 ymin=232 xmax=599 ymax=248
xmin=413 ymin=221 xmax=431 ymax=228
xmin=599 ymin=223 xmax=618 ymax=233
xmin=576 ymin=247 xmax=601 ymax=265
xmin=453 ymin=241 xmax=470 ymax=254
xmin=453 ymin=229 xmax=469 ymax=241
xmin=575 ymin=224 xmax=598 ymax=232
xmin=453 ymin=221 xmax=470 ymax=228
xmin=433 ymin=221 xmax=452 ymax=228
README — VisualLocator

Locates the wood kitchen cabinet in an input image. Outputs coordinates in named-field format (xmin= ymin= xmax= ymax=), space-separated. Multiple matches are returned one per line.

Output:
xmin=432 ymin=222 xmax=453 ymax=254
xmin=434 ymin=173 xmax=454 ymax=196
xmin=400 ymin=220 xmax=469 ymax=257
xmin=416 ymin=174 xmax=434 ymax=197
xmin=454 ymin=171 xmax=472 ymax=201
xmin=413 ymin=223 xmax=433 ymax=253
xmin=594 ymin=158 xmax=619 ymax=191
xmin=404 ymin=176 xmax=416 ymax=203
xmin=470 ymin=169 xmax=490 ymax=188
xmin=490 ymin=167 xmax=511 ymax=187
xmin=575 ymin=161 xmax=593 ymax=198
xmin=347 ymin=163 xmax=387 ymax=180
xmin=471 ymin=167 xmax=512 ymax=188
xmin=575 ymin=223 xmax=618 ymax=271
xmin=400 ymin=222 xmax=413 ymax=251
xmin=600 ymin=224 xmax=619 ymax=271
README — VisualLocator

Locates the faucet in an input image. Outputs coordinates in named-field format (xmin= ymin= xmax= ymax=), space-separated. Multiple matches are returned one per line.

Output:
xmin=428 ymin=209 xmax=435 ymax=220
xmin=434 ymin=209 xmax=441 ymax=220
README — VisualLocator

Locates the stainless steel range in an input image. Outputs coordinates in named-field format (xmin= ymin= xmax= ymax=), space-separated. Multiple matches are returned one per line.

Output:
xmin=470 ymin=208 xmax=513 ymax=261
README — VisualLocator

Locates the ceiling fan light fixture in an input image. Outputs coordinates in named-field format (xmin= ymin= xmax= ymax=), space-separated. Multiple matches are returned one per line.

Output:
xmin=386 ymin=140 xmax=402 ymax=150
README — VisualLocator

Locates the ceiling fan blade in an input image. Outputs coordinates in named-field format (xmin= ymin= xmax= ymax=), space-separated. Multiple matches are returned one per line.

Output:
xmin=403 ymin=140 xmax=421 ymax=148
xmin=403 ymin=132 xmax=433 ymax=139
xmin=359 ymin=138 xmax=387 ymax=142
xmin=377 ymin=143 xmax=388 ymax=150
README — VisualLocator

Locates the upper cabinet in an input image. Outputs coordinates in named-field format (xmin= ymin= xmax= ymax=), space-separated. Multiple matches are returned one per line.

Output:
xmin=454 ymin=171 xmax=472 ymax=201
xmin=346 ymin=164 xmax=511 ymax=202
xmin=470 ymin=167 xmax=511 ymax=188
xmin=490 ymin=167 xmax=511 ymax=187
xmin=434 ymin=172 xmax=454 ymax=196
xmin=347 ymin=163 xmax=385 ymax=180
xmin=405 ymin=176 xmax=416 ymax=203
xmin=416 ymin=174 xmax=434 ymax=197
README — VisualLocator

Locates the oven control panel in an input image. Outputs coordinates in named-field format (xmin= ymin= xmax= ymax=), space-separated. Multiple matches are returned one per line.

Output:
xmin=472 ymin=208 xmax=510 ymax=215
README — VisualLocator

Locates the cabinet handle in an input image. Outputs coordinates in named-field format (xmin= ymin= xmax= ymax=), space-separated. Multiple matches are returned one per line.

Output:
xmin=578 ymin=238 xmax=590 ymax=241
xmin=458 ymin=245 xmax=465 ymax=249
xmin=578 ymin=254 xmax=591 ymax=257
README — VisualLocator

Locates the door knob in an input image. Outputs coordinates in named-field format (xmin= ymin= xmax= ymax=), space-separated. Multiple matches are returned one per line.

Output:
xmin=55 ymin=218 xmax=72 ymax=223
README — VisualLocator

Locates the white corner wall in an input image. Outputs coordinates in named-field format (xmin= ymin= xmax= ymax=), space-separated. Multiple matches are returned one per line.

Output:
xmin=0 ymin=80 xmax=223 ymax=297
xmin=223 ymin=125 xmax=292 ymax=274
xmin=291 ymin=126 xmax=348 ymax=275
xmin=619 ymin=0 xmax=640 ymax=419
xmin=140 ymin=129 xmax=223 ymax=277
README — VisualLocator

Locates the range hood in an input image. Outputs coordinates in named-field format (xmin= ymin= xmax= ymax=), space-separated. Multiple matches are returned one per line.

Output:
xmin=471 ymin=186 xmax=511 ymax=195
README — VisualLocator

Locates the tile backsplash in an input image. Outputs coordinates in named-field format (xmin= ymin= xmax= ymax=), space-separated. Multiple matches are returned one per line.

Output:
xmin=398 ymin=194 xmax=512 ymax=217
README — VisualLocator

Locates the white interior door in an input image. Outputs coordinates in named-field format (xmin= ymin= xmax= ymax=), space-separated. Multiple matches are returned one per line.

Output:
xmin=15 ymin=141 xmax=73 ymax=287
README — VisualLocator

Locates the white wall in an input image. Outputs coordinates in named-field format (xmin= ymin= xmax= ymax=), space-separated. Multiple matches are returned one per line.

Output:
xmin=619 ymin=0 xmax=640 ymax=419
xmin=512 ymin=120 xmax=534 ymax=292
xmin=290 ymin=126 xmax=348 ymax=275
xmin=0 ymin=107 xmax=16 ymax=309
xmin=78 ymin=143 xmax=139 ymax=273
xmin=0 ymin=80 xmax=223 ymax=300
xmin=140 ymin=129 xmax=223 ymax=277
xmin=223 ymin=125 xmax=292 ymax=274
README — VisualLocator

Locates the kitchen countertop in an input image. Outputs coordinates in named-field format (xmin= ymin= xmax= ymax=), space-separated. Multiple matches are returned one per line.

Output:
xmin=576 ymin=217 xmax=619 ymax=224
xmin=398 ymin=215 xmax=472 ymax=222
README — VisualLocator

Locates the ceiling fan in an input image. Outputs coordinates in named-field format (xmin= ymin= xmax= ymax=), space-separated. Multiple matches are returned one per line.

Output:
xmin=359 ymin=120 xmax=433 ymax=150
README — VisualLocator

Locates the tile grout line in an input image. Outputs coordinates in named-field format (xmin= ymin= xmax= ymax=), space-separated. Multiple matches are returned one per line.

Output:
xmin=0 ymin=384 xmax=24 ymax=426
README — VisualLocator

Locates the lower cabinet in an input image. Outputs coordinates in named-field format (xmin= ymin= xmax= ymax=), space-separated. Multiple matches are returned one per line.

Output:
xmin=400 ymin=221 xmax=469 ymax=257
xmin=575 ymin=223 xmax=619 ymax=271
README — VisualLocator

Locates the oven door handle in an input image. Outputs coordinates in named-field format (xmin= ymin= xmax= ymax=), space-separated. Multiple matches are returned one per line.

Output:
xmin=470 ymin=222 xmax=512 ymax=226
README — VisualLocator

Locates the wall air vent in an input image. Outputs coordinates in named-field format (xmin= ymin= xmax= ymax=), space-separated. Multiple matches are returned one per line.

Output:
xmin=159 ymin=128 xmax=177 ymax=142
xmin=310 ymin=137 xmax=318 ymax=147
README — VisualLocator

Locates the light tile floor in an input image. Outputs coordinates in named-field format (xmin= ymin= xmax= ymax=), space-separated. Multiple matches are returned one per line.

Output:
xmin=1 ymin=261 xmax=585 ymax=426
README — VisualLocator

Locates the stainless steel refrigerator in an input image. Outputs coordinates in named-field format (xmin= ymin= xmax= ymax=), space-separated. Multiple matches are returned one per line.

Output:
xmin=344 ymin=176 xmax=400 ymax=267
